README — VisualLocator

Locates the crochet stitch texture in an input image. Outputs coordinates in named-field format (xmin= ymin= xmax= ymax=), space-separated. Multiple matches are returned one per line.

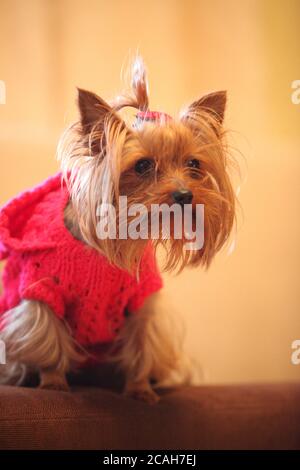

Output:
xmin=0 ymin=174 xmax=163 ymax=345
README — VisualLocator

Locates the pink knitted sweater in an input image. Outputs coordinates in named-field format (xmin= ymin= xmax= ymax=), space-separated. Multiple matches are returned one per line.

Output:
xmin=0 ymin=174 xmax=163 ymax=346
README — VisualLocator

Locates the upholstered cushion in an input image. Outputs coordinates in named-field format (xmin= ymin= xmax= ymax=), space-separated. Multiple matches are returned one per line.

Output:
xmin=0 ymin=378 xmax=299 ymax=449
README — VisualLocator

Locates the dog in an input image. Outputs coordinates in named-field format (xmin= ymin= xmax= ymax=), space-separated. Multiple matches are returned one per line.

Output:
xmin=0 ymin=57 xmax=235 ymax=404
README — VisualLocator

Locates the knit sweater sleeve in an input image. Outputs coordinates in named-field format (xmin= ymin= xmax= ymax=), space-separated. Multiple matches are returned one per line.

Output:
xmin=127 ymin=245 xmax=163 ymax=313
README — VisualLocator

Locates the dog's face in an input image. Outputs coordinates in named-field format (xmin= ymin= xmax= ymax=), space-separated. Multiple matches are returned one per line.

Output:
xmin=59 ymin=61 xmax=235 ymax=273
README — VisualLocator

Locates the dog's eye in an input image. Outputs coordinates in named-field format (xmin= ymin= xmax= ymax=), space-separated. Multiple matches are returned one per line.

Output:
xmin=135 ymin=158 xmax=154 ymax=175
xmin=186 ymin=158 xmax=200 ymax=169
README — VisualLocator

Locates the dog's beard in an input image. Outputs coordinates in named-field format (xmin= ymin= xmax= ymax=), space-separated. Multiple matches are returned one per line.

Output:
xmin=59 ymin=104 xmax=235 ymax=274
xmin=94 ymin=199 xmax=211 ymax=274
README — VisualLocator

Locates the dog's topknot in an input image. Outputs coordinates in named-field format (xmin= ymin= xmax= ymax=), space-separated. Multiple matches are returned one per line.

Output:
xmin=131 ymin=56 xmax=149 ymax=111
xmin=112 ymin=56 xmax=149 ymax=112
xmin=58 ymin=56 xmax=236 ymax=273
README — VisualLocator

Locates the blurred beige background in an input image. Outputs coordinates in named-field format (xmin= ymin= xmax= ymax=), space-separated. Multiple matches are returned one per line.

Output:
xmin=0 ymin=0 xmax=299 ymax=383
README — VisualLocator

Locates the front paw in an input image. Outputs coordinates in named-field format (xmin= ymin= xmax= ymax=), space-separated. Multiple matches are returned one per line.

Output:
xmin=39 ymin=381 xmax=70 ymax=392
xmin=39 ymin=370 xmax=70 ymax=392
xmin=124 ymin=383 xmax=160 ymax=404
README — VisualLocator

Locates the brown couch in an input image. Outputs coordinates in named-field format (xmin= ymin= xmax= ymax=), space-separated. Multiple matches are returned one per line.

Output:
xmin=0 ymin=368 xmax=299 ymax=450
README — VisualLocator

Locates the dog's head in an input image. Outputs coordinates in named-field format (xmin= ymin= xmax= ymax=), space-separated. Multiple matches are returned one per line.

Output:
xmin=58 ymin=57 xmax=236 ymax=273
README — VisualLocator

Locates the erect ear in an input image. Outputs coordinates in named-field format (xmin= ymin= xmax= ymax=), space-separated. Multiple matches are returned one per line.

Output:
xmin=183 ymin=90 xmax=227 ymax=126
xmin=77 ymin=88 xmax=127 ymax=155
xmin=77 ymin=88 xmax=113 ymax=130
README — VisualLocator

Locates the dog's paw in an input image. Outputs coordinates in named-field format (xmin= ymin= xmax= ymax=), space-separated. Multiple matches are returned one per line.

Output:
xmin=124 ymin=387 xmax=160 ymax=405
xmin=39 ymin=382 xmax=70 ymax=392
xmin=39 ymin=370 xmax=70 ymax=392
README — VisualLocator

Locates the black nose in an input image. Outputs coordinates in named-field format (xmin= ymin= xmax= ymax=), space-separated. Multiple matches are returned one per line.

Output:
xmin=172 ymin=189 xmax=193 ymax=206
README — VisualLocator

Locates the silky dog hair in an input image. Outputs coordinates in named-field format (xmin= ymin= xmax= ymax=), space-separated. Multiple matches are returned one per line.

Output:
xmin=58 ymin=57 xmax=235 ymax=273
xmin=0 ymin=57 xmax=236 ymax=401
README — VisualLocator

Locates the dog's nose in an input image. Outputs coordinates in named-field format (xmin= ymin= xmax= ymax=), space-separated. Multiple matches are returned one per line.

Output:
xmin=172 ymin=189 xmax=193 ymax=206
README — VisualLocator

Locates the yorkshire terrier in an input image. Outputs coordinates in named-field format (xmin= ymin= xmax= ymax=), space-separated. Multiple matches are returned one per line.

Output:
xmin=0 ymin=57 xmax=235 ymax=404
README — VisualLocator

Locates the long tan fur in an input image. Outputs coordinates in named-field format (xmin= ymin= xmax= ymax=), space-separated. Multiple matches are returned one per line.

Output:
xmin=0 ymin=56 xmax=236 ymax=401
xmin=0 ymin=300 xmax=85 ymax=386
xmin=57 ymin=55 xmax=236 ymax=274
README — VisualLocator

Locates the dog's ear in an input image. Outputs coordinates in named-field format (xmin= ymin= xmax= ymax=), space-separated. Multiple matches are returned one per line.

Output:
xmin=78 ymin=88 xmax=111 ymax=129
xmin=181 ymin=91 xmax=226 ymax=133
xmin=186 ymin=91 xmax=226 ymax=123
xmin=77 ymin=88 xmax=127 ymax=155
